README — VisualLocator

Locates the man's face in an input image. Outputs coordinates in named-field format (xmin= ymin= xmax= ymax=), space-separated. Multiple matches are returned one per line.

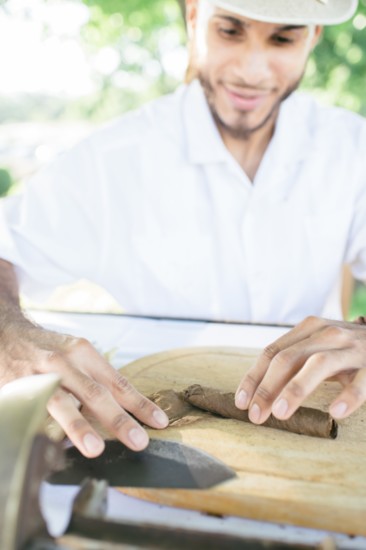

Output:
xmin=188 ymin=1 xmax=322 ymax=139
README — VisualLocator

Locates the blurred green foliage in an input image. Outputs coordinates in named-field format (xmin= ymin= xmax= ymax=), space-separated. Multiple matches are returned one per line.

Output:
xmin=303 ymin=0 xmax=366 ymax=114
xmin=0 ymin=168 xmax=14 ymax=196
xmin=77 ymin=0 xmax=186 ymax=120
xmin=349 ymin=283 xmax=366 ymax=319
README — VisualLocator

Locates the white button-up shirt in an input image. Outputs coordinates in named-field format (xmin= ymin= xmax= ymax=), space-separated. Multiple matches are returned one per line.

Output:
xmin=0 ymin=80 xmax=366 ymax=324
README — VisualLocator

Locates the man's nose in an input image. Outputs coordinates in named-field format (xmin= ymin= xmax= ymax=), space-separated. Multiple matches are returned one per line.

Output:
xmin=233 ymin=45 xmax=272 ymax=87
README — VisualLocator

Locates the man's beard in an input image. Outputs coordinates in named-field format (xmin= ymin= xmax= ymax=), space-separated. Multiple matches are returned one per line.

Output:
xmin=198 ymin=72 xmax=303 ymax=141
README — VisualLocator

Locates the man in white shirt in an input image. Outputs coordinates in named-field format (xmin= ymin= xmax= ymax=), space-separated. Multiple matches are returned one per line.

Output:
xmin=0 ymin=0 xmax=365 ymax=457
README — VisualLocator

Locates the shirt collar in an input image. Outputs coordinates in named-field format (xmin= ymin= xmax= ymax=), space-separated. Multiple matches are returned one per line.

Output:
xmin=183 ymin=80 xmax=229 ymax=165
xmin=183 ymin=79 xmax=314 ymax=167
xmin=270 ymin=92 xmax=315 ymax=167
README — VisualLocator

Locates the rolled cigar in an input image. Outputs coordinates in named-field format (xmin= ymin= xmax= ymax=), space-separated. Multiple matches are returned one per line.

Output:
xmin=183 ymin=384 xmax=338 ymax=439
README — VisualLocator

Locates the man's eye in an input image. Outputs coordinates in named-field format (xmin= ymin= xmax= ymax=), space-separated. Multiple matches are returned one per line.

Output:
xmin=219 ymin=27 xmax=241 ymax=38
xmin=272 ymin=35 xmax=294 ymax=45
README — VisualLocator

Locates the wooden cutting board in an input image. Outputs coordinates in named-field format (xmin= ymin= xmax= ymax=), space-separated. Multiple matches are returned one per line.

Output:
xmin=114 ymin=347 xmax=366 ymax=536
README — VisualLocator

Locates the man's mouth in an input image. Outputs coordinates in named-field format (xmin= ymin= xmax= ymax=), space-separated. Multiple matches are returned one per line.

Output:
xmin=224 ymin=85 xmax=270 ymax=111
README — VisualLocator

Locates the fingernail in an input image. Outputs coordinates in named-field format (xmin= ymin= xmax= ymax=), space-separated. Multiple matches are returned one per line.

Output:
xmin=235 ymin=390 xmax=249 ymax=409
xmin=129 ymin=428 xmax=149 ymax=449
xmin=83 ymin=433 xmax=105 ymax=455
xmin=272 ymin=398 xmax=288 ymax=418
xmin=153 ymin=409 xmax=169 ymax=427
xmin=330 ymin=401 xmax=348 ymax=418
xmin=249 ymin=403 xmax=261 ymax=423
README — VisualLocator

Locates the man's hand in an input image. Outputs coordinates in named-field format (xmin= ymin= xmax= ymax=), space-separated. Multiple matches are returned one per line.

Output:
xmin=0 ymin=259 xmax=168 ymax=457
xmin=235 ymin=316 xmax=366 ymax=424
xmin=0 ymin=322 xmax=169 ymax=458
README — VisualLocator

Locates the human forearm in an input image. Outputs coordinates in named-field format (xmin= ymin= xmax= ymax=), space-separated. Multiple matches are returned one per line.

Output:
xmin=0 ymin=259 xmax=37 ymax=334
xmin=0 ymin=258 xmax=21 ymax=307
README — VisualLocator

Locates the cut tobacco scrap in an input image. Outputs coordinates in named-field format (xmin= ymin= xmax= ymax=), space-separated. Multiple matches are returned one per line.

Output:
xmin=148 ymin=389 xmax=203 ymax=427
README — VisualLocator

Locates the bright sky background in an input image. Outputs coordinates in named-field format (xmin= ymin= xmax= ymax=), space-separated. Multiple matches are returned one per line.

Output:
xmin=0 ymin=0 xmax=95 ymax=96
xmin=0 ymin=0 xmax=187 ymax=97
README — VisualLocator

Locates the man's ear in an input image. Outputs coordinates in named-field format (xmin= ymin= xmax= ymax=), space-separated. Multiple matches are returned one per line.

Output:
xmin=311 ymin=25 xmax=323 ymax=49
xmin=186 ymin=0 xmax=198 ymax=38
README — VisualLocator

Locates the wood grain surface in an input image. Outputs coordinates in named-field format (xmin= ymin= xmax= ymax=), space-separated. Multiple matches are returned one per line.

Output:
xmin=104 ymin=347 xmax=366 ymax=536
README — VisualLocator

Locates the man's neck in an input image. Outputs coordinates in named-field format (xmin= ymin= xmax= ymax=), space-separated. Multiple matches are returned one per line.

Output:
xmin=218 ymin=117 xmax=276 ymax=183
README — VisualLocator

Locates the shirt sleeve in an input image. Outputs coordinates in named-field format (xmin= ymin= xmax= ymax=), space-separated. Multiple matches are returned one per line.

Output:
xmin=344 ymin=126 xmax=366 ymax=283
xmin=0 ymin=138 xmax=104 ymax=301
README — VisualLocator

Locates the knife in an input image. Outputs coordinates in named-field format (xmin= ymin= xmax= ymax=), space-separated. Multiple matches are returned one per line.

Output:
xmin=47 ymin=438 xmax=236 ymax=489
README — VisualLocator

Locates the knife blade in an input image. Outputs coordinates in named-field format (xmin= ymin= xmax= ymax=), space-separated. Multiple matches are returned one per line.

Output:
xmin=47 ymin=438 xmax=236 ymax=489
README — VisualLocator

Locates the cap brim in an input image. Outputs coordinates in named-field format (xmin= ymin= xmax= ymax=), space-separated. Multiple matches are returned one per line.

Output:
xmin=208 ymin=0 xmax=358 ymax=25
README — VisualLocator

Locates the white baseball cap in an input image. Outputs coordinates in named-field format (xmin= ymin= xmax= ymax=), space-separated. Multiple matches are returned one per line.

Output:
xmin=207 ymin=0 xmax=358 ymax=24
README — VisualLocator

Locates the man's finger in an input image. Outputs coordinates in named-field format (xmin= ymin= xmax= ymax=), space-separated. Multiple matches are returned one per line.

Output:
xmin=235 ymin=316 xmax=328 ymax=410
xmin=67 ymin=341 xmax=169 ymax=430
xmin=235 ymin=342 xmax=282 ymax=410
xmin=245 ymin=344 xmax=320 ymax=424
xmin=329 ymin=367 xmax=366 ymax=419
xmin=47 ymin=389 xmax=105 ymax=458
xmin=245 ymin=326 xmax=355 ymax=424
xmin=39 ymin=349 xmax=151 ymax=452
xmin=61 ymin=366 xmax=151 ymax=452
xmin=103 ymin=369 xmax=169 ymax=428
xmin=270 ymin=348 xmax=358 ymax=420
